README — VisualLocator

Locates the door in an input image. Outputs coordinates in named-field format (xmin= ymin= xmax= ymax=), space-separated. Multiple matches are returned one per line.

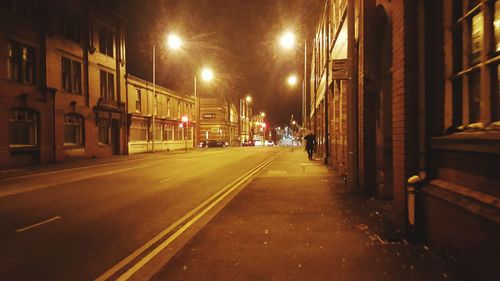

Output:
xmin=111 ymin=119 xmax=120 ymax=155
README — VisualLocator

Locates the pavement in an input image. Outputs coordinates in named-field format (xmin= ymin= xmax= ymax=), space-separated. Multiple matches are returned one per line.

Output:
xmin=147 ymin=149 xmax=460 ymax=281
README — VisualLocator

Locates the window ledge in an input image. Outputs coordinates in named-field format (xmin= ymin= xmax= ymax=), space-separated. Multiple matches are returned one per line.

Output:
xmin=64 ymin=144 xmax=84 ymax=149
xmin=430 ymin=131 xmax=500 ymax=154
xmin=424 ymin=180 xmax=500 ymax=224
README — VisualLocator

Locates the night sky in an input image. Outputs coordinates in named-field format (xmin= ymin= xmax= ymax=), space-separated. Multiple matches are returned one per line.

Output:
xmin=123 ymin=0 xmax=323 ymax=126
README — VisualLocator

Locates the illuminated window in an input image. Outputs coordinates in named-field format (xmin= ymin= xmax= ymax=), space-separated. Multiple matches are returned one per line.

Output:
xmin=447 ymin=0 xmax=500 ymax=127
xmin=7 ymin=41 xmax=35 ymax=84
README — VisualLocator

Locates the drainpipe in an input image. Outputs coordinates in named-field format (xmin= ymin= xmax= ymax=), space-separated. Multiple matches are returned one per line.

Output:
xmin=418 ymin=0 xmax=426 ymax=171
xmin=324 ymin=5 xmax=331 ymax=165
xmin=347 ymin=0 xmax=359 ymax=191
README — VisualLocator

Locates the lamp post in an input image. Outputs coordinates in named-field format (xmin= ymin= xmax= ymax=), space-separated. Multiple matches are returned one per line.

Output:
xmin=194 ymin=67 xmax=214 ymax=147
xmin=152 ymin=34 xmax=182 ymax=153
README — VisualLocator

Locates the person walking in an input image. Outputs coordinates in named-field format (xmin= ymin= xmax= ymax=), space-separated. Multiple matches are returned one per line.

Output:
xmin=303 ymin=131 xmax=316 ymax=160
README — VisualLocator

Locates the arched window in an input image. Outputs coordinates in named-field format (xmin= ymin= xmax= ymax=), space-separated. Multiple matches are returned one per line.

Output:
xmin=9 ymin=108 xmax=39 ymax=147
xmin=64 ymin=113 xmax=84 ymax=146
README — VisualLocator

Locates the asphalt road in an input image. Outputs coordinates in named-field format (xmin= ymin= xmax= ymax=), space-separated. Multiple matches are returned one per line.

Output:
xmin=0 ymin=147 xmax=281 ymax=281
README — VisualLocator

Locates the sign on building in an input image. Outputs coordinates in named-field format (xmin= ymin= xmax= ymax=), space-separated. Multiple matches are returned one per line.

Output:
xmin=331 ymin=59 xmax=349 ymax=80
xmin=202 ymin=113 xmax=216 ymax=119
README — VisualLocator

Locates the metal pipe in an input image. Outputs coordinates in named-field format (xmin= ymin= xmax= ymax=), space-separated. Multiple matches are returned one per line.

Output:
xmin=347 ymin=0 xmax=358 ymax=190
xmin=152 ymin=44 xmax=156 ymax=152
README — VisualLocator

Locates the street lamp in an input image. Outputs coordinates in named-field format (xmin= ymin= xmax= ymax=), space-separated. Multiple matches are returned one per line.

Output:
xmin=181 ymin=115 xmax=189 ymax=152
xmin=152 ymin=33 xmax=184 ymax=153
xmin=279 ymin=31 xmax=307 ymax=132
xmin=194 ymin=67 xmax=214 ymax=147
xmin=287 ymin=74 xmax=298 ymax=86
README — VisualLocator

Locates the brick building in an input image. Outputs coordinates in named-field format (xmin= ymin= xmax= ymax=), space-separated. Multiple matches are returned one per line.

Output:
xmin=125 ymin=75 xmax=195 ymax=153
xmin=309 ymin=0 xmax=499 ymax=279
xmin=198 ymin=96 xmax=239 ymax=146
xmin=0 ymin=0 xmax=127 ymax=168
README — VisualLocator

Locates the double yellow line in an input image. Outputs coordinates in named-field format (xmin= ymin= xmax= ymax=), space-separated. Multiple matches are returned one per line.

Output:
xmin=96 ymin=153 xmax=279 ymax=281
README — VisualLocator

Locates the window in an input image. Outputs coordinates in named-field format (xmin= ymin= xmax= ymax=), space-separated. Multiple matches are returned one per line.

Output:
xmin=7 ymin=41 xmax=35 ymax=84
xmin=167 ymin=99 xmax=171 ymax=117
xmin=130 ymin=122 xmax=147 ymax=141
xmin=61 ymin=57 xmax=82 ymax=94
xmin=177 ymin=101 xmax=181 ymax=118
xmin=448 ymin=0 xmax=500 ymax=128
xmin=1 ymin=0 xmax=36 ymax=24
xmin=60 ymin=11 xmax=80 ymax=43
xmin=175 ymin=126 xmax=183 ymax=140
xmin=98 ymin=118 xmax=110 ymax=144
xmin=135 ymin=89 xmax=141 ymax=112
xmin=98 ymin=26 xmax=114 ymax=57
xmin=9 ymin=108 xmax=38 ymax=147
xmin=163 ymin=125 xmax=173 ymax=141
xmin=99 ymin=70 xmax=115 ymax=100
xmin=154 ymin=124 xmax=162 ymax=141
xmin=64 ymin=114 xmax=84 ymax=146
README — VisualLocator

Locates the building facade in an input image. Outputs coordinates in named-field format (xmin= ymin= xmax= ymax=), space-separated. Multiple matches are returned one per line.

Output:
xmin=198 ymin=96 xmax=239 ymax=146
xmin=125 ymin=75 xmax=194 ymax=153
xmin=309 ymin=0 xmax=499 ymax=279
xmin=239 ymin=97 xmax=252 ymax=143
xmin=0 ymin=0 xmax=126 ymax=168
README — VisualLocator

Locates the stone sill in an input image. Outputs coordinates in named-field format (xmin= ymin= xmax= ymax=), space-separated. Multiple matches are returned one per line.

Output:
xmin=424 ymin=180 xmax=500 ymax=224
xmin=430 ymin=131 xmax=500 ymax=154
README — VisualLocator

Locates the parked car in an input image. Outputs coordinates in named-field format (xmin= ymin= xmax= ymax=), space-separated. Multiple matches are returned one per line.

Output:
xmin=242 ymin=140 xmax=254 ymax=147
xmin=254 ymin=140 xmax=264 ymax=147
xmin=264 ymin=140 xmax=275 ymax=146
xmin=199 ymin=140 xmax=226 ymax=148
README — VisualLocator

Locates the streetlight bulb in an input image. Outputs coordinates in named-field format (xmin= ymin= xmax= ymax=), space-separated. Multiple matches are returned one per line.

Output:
xmin=260 ymin=112 xmax=266 ymax=117
xmin=167 ymin=34 xmax=182 ymax=50
xmin=246 ymin=95 xmax=252 ymax=103
xmin=280 ymin=31 xmax=295 ymax=49
xmin=287 ymin=75 xmax=298 ymax=86
xmin=201 ymin=67 xmax=214 ymax=81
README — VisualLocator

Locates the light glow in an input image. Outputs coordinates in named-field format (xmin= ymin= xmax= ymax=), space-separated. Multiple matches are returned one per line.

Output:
xmin=167 ymin=34 xmax=182 ymax=50
xmin=201 ymin=67 xmax=214 ymax=81
xmin=280 ymin=31 xmax=295 ymax=49
xmin=287 ymin=75 xmax=298 ymax=86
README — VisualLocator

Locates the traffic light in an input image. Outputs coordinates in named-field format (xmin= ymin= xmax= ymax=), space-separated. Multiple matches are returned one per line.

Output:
xmin=180 ymin=115 xmax=189 ymax=128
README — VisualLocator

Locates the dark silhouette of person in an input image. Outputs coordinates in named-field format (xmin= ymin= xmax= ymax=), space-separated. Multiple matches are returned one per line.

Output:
xmin=304 ymin=132 xmax=317 ymax=160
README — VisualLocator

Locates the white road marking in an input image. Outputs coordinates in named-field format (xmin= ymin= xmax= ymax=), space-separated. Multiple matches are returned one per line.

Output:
xmin=15 ymin=216 xmax=61 ymax=233
xmin=0 ymin=164 xmax=153 ymax=198
xmin=96 ymin=153 xmax=281 ymax=281
xmin=159 ymin=178 xmax=172 ymax=183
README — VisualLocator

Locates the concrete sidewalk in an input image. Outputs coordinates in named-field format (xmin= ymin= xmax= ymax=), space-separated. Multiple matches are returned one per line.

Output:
xmin=149 ymin=149 xmax=459 ymax=281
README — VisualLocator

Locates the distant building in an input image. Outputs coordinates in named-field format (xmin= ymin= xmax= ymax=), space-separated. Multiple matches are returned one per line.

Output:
xmin=125 ymin=75 xmax=194 ymax=153
xmin=239 ymin=98 xmax=252 ymax=143
xmin=0 ymin=0 xmax=126 ymax=167
xmin=198 ymin=96 xmax=238 ymax=146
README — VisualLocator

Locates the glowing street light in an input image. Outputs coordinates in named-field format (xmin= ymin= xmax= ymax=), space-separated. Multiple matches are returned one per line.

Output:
xmin=167 ymin=33 xmax=182 ymax=50
xmin=246 ymin=95 xmax=252 ymax=103
xmin=287 ymin=74 xmax=298 ymax=86
xmin=280 ymin=31 xmax=295 ymax=49
xmin=260 ymin=112 xmax=266 ymax=117
xmin=201 ymin=67 xmax=214 ymax=81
